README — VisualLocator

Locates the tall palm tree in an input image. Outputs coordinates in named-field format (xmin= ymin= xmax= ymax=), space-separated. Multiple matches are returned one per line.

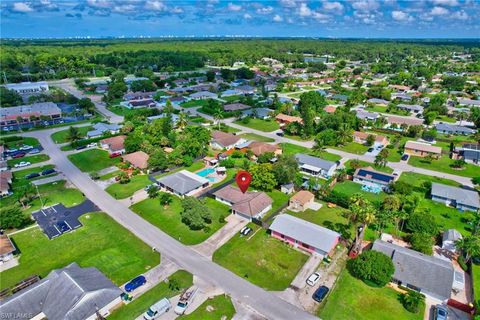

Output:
xmin=213 ymin=110 xmax=223 ymax=130
xmin=344 ymin=193 xmax=376 ymax=249
xmin=66 ymin=126 xmax=81 ymax=142
xmin=337 ymin=123 xmax=352 ymax=145
xmin=313 ymin=136 xmax=326 ymax=154
xmin=177 ymin=111 xmax=188 ymax=130
xmin=456 ymin=235 xmax=480 ymax=263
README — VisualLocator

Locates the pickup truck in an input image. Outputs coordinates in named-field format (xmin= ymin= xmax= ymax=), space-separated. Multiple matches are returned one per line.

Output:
xmin=174 ymin=286 xmax=198 ymax=315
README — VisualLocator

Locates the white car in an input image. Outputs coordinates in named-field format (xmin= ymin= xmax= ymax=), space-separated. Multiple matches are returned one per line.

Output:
xmin=19 ymin=145 xmax=33 ymax=151
xmin=143 ymin=298 xmax=171 ymax=320
xmin=86 ymin=142 xmax=97 ymax=148
xmin=306 ymin=272 xmax=321 ymax=286
xmin=14 ymin=161 xmax=31 ymax=168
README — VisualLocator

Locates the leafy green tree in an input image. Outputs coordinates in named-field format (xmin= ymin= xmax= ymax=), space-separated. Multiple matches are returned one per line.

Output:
xmin=0 ymin=205 xmax=29 ymax=229
xmin=77 ymin=98 xmax=95 ymax=114
xmin=298 ymin=91 xmax=326 ymax=136
xmin=410 ymin=232 xmax=434 ymax=255
xmin=249 ymin=163 xmax=277 ymax=191
xmin=347 ymin=250 xmax=394 ymax=287
xmin=206 ymin=70 xmax=215 ymax=82
xmin=456 ymin=235 xmax=480 ymax=263
xmin=366 ymin=134 xmax=375 ymax=146
xmin=159 ymin=192 xmax=173 ymax=206
xmin=442 ymin=76 xmax=466 ymax=91
xmin=130 ymin=80 xmax=156 ymax=92
xmin=148 ymin=149 xmax=168 ymax=171
xmin=345 ymin=193 xmax=377 ymax=248
xmin=0 ymin=87 xmax=23 ymax=107
xmin=257 ymin=152 xmax=275 ymax=164
xmin=147 ymin=185 xmax=159 ymax=199
xmin=66 ymin=126 xmax=82 ymax=142
xmin=400 ymin=290 xmax=425 ymax=313
xmin=180 ymin=197 xmax=212 ymax=230
xmin=406 ymin=211 xmax=438 ymax=236
xmin=272 ymin=154 xmax=299 ymax=185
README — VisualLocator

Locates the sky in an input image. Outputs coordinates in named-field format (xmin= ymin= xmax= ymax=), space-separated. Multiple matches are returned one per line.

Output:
xmin=1 ymin=0 xmax=479 ymax=39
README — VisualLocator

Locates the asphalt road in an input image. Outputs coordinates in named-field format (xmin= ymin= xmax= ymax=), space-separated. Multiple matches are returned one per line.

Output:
xmin=26 ymin=129 xmax=317 ymax=320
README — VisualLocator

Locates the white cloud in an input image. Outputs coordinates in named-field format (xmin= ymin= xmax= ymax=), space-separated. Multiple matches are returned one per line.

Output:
xmin=12 ymin=2 xmax=34 ymax=12
xmin=256 ymin=6 xmax=273 ymax=14
xmin=243 ymin=13 xmax=252 ymax=19
xmin=145 ymin=0 xmax=166 ymax=12
xmin=87 ymin=0 xmax=112 ymax=8
xmin=273 ymin=14 xmax=283 ymax=22
xmin=227 ymin=3 xmax=242 ymax=11
xmin=313 ymin=11 xmax=330 ymax=22
xmin=431 ymin=6 xmax=449 ymax=15
xmin=392 ymin=10 xmax=413 ymax=22
xmin=352 ymin=0 xmax=379 ymax=12
xmin=297 ymin=3 xmax=312 ymax=17
xmin=170 ymin=6 xmax=184 ymax=14
xmin=431 ymin=0 xmax=459 ymax=6
xmin=112 ymin=4 xmax=136 ymax=13
xmin=323 ymin=1 xmax=344 ymax=13
xmin=279 ymin=0 xmax=297 ymax=8
xmin=451 ymin=10 xmax=468 ymax=20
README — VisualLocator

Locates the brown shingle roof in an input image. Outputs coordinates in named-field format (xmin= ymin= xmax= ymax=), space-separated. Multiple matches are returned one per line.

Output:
xmin=0 ymin=234 xmax=15 ymax=256
xmin=213 ymin=185 xmax=272 ymax=217
xmin=290 ymin=190 xmax=314 ymax=206
xmin=122 ymin=151 xmax=150 ymax=169
xmin=248 ymin=141 xmax=280 ymax=156
xmin=100 ymin=135 xmax=126 ymax=152
xmin=387 ymin=115 xmax=423 ymax=126
xmin=223 ymin=103 xmax=251 ymax=112
xmin=211 ymin=131 xmax=241 ymax=148
xmin=405 ymin=141 xmax=442 ymax=154
xmin=275 ymin=113 xmax=303 ymax=124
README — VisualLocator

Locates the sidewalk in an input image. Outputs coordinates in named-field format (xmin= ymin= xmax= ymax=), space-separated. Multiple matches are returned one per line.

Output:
xmin=119 ymin=188 xmax=149 ymax=206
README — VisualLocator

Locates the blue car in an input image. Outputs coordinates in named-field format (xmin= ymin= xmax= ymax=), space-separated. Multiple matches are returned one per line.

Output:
xmin=312 ymin=285 xmax=329 ymax=302
xmin=125 ymin=275 xmax=146 ymax=292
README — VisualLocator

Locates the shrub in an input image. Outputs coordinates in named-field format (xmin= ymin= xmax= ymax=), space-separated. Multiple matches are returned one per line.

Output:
xmin=406 ymin=212 xmax=438 ymax=236
xmin=409 ymin=232 xmax=433 ymax=255
xmin=347 ymin=250 xmax=395 ymax=287
xmin=220 ymin=158 xmax=235 ymax=168
xmin=392 ymin=181 xmax=413 ymax=195
xmin=400 ymin=290 xmax=425 ymax=313
xmin=231 ymin=150 xmax=243 ymax=158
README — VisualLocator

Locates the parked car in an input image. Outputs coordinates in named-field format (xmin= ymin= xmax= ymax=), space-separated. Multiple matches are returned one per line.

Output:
xmin=29 ymin=148 xmax=40 ymax=154
xmin=276 ymin=131 xmax=284 ymax=137
xmin=7 ymin=148 xmax=18 ymax=154
xmin=174 ymin=287 xmax=198 ymax=315
xmin=125 ymin=275 xmax=146 ymax=292
xmin=87 ymin=142 xmax=97 ymax=148
xmin=41 ymin=168 xmax=56 ymax=176
xmin=19 ymin=145 xmax=33 ymax=151
xmin=401 ymin=154 xmax=409 ymax=161
xmin=239 ymin=226 xmax=248 ymax=235
xmin=14 ymin=161 xmax=31 ymax=168
xmin=435 ymin=305 xmax=447 ymax=320
xmin=306 ymin=272 xmax=321 ymax=286
xmin=241 ymin=227 xmax=252 ymax=236
xmin=110 ymin=152 xmax=122 ymax=158
xmin=26 ymin=173 xmax=40 ymax=179
xmin=75 ymin=145 xmax=87 ymax=150
xmin=367 ymin=147 xmax=374 ymax=152
xmin=143 ymin=298 xmax=171 ymax=320
xmin=12 ymin=152 xmax=26 ymax=159
xmin=312 ymin=285 xmax=329 ymax=302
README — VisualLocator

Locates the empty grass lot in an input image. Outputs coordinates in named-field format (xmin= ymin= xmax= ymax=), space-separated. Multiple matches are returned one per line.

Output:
xmin=180 ymin=99 xmax=211 ymax=108
xmin=319 ymin=269 xmax=424 ymax=320
xmin=7 ymin=154 xmax=50 ymax=167
xmin=131 ymin=196 xmax=229 ymax=245
xmin=106 ymin=174 xmax=151 ymax=199
xmin=108 ymin=270 xmax=193 ymax=320
xmin=331 ymin=142 xmax=370 ymax=155
xmin=0 ymin=212 xmax=159 ymax=290
xmin=179 ymin=294 xmax=235 ymax=320
xmin=213 ymin=224 xmax=309 ymax=291
xmin=281 ymin=143 xmax=342 ymax=162
xmin=68 ymin=149 xmax=121 ymax=172
xmin=50 ymin=126 xmax=92 ymax=143
xmin=239 ymin=133 xmax=275 ymax=142
xmin=234 ymin=118 xmax=279 ymax=132
xmin=2 ymin=137 xmax=40 ymax=148
xmin=397 ymin=172 xmax=461 ymax=190
xmin=408 ymin=154 xmax=478 ymax=178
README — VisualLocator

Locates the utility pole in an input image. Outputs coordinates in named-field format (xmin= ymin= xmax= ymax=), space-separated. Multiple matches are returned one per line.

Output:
xmin=35 ymin=184 xmax=44 ymax=209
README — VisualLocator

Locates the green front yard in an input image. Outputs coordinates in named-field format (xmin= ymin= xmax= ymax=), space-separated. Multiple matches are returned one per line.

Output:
xmin=12 ymin=165 xmax=56 ymax=188
xmin=397 ymin=172 xmax=461 ymax=190
xmin=331 ymin=142 xmax=369 ymax=155
xmin=213 ymin=224 xmax=309 ymax=291
xmin=473 ymin=263 xmax=480 ymax=307
xmin=234 ymin=118 xmax=279 ymax=132
xmin=108 ymin=270 xmax=193 ymax=320
xmin=131 ymin=196 xmax=229 ymax=245
xmin=7 ymin=154 xmax=50 ymax=167
xmin=106 ymin=174 xmax=151 ymax=199
xmin=1 ymin=136 xmax=40 ymax=148
xmin=281 ymin=143 xmax=342 ymax=162
xmin=68 ymin=149 xmax=121 ymax=172
xmin=319 ymin=269 xmax=424 ymax=320
xmin=180 ymin=294 xmax=235 ymax=320
xmin=180 ymin=99 xmax=211 ymax=108
xmin=239 ymin=133 xmax=275 ymax=142
xmin=408 ymin=154 xmax=479 ymax=178
xmin=0 ymin=213 xmax=159 ymax=290
xmin=50 ymin=126 xmax=92 ymax=143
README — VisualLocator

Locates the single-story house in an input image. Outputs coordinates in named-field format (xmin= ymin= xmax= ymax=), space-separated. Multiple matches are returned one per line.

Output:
xmin=0 ymin=262 xmax=122 ymax=320
xmin=396 ymin=104 xmax=424 ymax=114
xmin=241 ymin=108 xmax=273 ymax=119
xmin=0 ymin=160 xmax=7 ymax=172
xmin=210 ymin=130 xmax=246 ymax=150
xmin=454 ymin=143 xmax=480 ymax=165
xmin=458 ymin=98 xmax=480 ymax=107
xmin=156 ymin=170 xmax=210 ymax=197
xmin=99 ymin=135 xmax=127 ymax=155
xmin=270 ymin=214 xmax=340 ymax=257
xmin=248 ymin=141 xmax=282 ymax=157
xmin=223 ymin=103 xmax=251 ymax=112
xmin=213 ymin=185 xmax=272 ymax=221
xmin=281 ymin=183 xmax=295 ymax=195
xmin=435 ymin=123 xmax=476 ymax=136
xmin=391 ymin=93 xmax=412 ymax=101
xmin=236 ymin=85 xmax=256 ymax=95
xmin=431 ymin=183 xmax=480 ymax=212
xmin=122 ymin=151 xmax=149 ymax=170
xmin=353 ymin=167 xmax=396 ymax=190
xmin=386 ymin=115 xmax=424 ymax=128
xmin=442 ymin=229 xmax=462 ymax=253
xmin=372 ymin=240 xmax=455 ymax=301
xmin=404 ymin=141 xmax=442 ymax=158
xmin=275 ymin=113 xmax=303 ymax=126
xmin=0 ymin=102 xmax=62 ymax=127
xmin=352 ymin=131 xmax=388 ymax=146
xmin=289 ymin=190 xmax=315 ymax=212
xmin=4 ymin=81 xmax=49 ymax=94
xmin=146 ymin=113 xmax=180 ymax=127
xmin=367 ymin=98 xmax=389 ymax=106
xmin=86 ymin=122 xmax=122 ymax=139
xmin=189 ymin=91 xmax=217 ymax=100
xmin=295 ymin=153 xmax=337 ymax=178
xmin=220 ymin=89 xmax=243 ymax=97
xmin=121 ymin=98 xmax=158 ymax=109
xmin=0 ymin=170 xmax=12 ymax=197
xmin=123 ymin=91 xmax=155 ymax=101
xmin=0 ymin=233 xmax=16 ymax=262
xmin=331 ymin=94 xmax=348 ymax=102
xmin=95 ymin=84 xmax=108 ymax=94
xmin=389 ymin=84 xmax=410 ymax=92
xmin=355 ymin=110 xmax=380 ymax=121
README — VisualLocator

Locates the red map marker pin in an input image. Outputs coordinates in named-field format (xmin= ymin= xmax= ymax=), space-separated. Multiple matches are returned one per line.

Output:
xmin=235 ymin=171 xmax=252 ymax=194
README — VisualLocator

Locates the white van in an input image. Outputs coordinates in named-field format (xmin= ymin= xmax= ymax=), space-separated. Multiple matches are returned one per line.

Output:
xmin=143 ymin=298 xmax=171 ymax=320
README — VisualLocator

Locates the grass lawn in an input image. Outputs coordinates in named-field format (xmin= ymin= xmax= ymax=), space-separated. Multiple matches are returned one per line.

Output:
xmin=261 ymin=189 xmax=290 ymax=222
xmin=343 ymin=159 xmax=394 ymax=174
xmin=7 ymin=154 xmax=50 ymax=167
xmin=473 ymin=263 xmax=480 ymax=307
xmin=213 ymin=224 xmax=309 ymax=290
xmin=180 ymin=99 xmax=210 ymax=108
xmin=50 ymin=126 xmax=92 ymax=144
xmin=233 ymin=118 xmax=279 ymax=132
xmin=68 ymin=149 xmax=121 ymax=172
xmin=436 ymin=115 xmax=456 ymax=123
xmin=0 ymin=213 xmax=159 ymax=290
xmin=131 ymin=196 xmax=229 ymax=245
xmin=331 ymin=142 xmax=369 ymax=155
xmin=365 ymin=105 xmax=388 ymax=113
xmin=1 ymin=136 xmax=40 ymax=148
xmin=319 ymin=269 xmax=424 ymax=320
xmin=281 ymin=143 xmax=342 ymax=162
xmin=179 ymin=294 xmax=235 ymax=320
xmin=154 ymin=162 xmax=205 ymax=179
xmin=239 ymin=133 xmax=275 ymax=143
xmin=99 ymin=170 xmax=121 ymax=180
xmin=106 ymin=174 xmax=151 ymax=199
xmin=107 ymin=105 xmax=151 ymax=117
xmin=222 ymin=95 xmax=242 ymax=103
xmin=408 ymin=154 xmax=479 ymax=178
xmin=12 ymin=165 xmax=56 ymax=188
xmin=108 ymin=270 xmax=193 ymax=320
xmin=397 ymin=172 xmax=461 ymax=190
xmin=333 ymin=180 xmax=387 ymax=203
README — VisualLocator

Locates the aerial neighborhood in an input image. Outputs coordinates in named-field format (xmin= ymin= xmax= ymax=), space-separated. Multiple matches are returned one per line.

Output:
xmin=0 ymin=35 xmax=480 ymax=320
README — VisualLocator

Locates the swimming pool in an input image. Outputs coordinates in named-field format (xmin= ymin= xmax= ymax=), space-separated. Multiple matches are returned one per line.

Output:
xmin=197 ymin=168 xmax=215 ymax=177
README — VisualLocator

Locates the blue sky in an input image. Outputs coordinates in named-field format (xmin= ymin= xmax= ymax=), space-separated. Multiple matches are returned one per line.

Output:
xmin=1 ymin=0 xmax=479 ymax=38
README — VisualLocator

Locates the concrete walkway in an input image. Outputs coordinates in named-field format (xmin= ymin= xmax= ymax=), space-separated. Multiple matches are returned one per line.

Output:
xmin=32 ymin=174 xmax=65 ymax=186
xmin=191 ymin=215 xmax=248 ymax=259
xmin=119 ymin=188 xmax=149 ymax=206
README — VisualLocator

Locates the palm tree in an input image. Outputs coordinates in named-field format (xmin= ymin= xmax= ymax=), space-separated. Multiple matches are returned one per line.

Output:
xmin=66 ymin=126 xmax=81 ymax=142
xmin=177 ymin=111 xmax=188 ymax=130
xmin=213 ymin=110 xmax=223 ymax=130
xmin=456 ymin=235 xmax=480 ymax=263
xmin=468 ymin=211 xmax=480 ymax=236
xmin=337 ymin=123 xmax=352 ymax=145
xmin=344 ymin=193 xmax=376 ymax=249
xmin=313 ymin=136 xmax=326 ymax=154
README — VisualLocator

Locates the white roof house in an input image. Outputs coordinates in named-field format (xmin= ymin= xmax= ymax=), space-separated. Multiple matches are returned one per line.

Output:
xmin=156 ymin=170 xmax=209 ymax=197
xmin=431 ymin=183 xmax=480 ymax=212
xmin=295 ymin=153 xmax=337 ymax=178
xmin=4 ymin=81 xmax=49 ymax=94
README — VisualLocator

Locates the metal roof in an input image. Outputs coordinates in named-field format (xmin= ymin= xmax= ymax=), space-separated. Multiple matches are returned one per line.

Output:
xmin=295 ymin=153 xmax=336 ymax=172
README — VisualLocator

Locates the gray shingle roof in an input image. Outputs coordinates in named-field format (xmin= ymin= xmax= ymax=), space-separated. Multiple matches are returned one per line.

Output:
xmin=431 ymin=183 xmax=480 ymax=209
xmin=0 ymin=263 xmax=122 ymax=320
xmin=372 ymin=240 xmax=454 ymax=299
xmin=442 ymin=229 xmax=462 ymax=242
xmin=269 ymin=214 xmax=340 ymax=253
xmin=295 ymin=153 xmax=336 ymax=172
xmin=435 ymin=123 xmax=475 ymax=135
xmin=157 ymin=170 xmax=209 ymax=195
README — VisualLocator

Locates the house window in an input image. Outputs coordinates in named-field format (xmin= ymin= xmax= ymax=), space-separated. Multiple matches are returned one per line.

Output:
xmin=301 ymin=242 xmax=310 ymax=249
xmin=280 ymin=234 xmax=285 ymax=239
